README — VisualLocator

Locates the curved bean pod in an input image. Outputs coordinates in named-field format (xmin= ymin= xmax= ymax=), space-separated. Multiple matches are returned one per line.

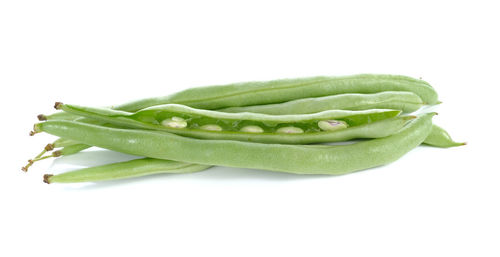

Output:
xmin=59 ymin=103 xmax=402 ymax=144
xmin=114 ymin=74 xmax=438 ymax=111
xmin=219 ymin=91 xmax=424 ymax=114
xmin=34 ymin=113 xmax=434 ymax=175
xmin=44 ymin=158 xmax=211 ymax=184
xmin=423 ymin=124 xmax=465 ymax=148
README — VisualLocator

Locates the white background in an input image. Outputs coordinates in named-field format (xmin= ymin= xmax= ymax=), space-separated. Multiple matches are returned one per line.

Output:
xmin=1 ymin=1 xmax=498 ymax=256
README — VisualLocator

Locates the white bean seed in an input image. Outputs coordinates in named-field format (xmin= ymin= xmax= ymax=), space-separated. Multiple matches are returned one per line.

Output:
xmin=240 ymin=125 xmax=264 ymax=133
xmin=162 ymin=117 xmax=188 ymax=128
xmin=318 ymin=120 xmax=348 ymax=131
xmin=200 ymin=124 xmax=223 ymax=131
xmin=276 ymin=126 xmax=304 ymax=134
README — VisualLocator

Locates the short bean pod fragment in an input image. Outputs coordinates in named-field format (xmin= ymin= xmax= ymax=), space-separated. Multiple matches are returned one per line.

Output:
xmin=423 ymin=124 xmax=465 ymax=148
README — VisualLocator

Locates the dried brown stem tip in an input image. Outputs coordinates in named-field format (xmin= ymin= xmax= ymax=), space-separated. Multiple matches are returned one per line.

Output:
xmin=52 ymin=151 xmax=62 ymax=157
xmin=43 ymin=174 xmax=53 ymax=184
xmin=45 ymin=144 xmax=55 ymax=151
xmin=21 ymin=166 xmax=28 ymax=172
xmin=37 ymin=114 xmax=47 ymax=121
xmin=29 ymin=131 xmax=36 ymax=136
xmin=54 ymin=102 xmax=63 ymax=110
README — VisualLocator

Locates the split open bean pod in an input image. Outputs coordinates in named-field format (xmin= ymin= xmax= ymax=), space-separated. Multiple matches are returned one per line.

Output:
xmin=57 ymin=103 xmax=407 ymax=144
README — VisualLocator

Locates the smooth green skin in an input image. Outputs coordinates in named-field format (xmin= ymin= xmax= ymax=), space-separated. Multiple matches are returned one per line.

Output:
xmin=34 ymin=113 xmax=434 ymax=175
xmin=44 ymin=111 xmax=81 ymax=121
xmin=114 ymin=74 xmax=438 ymax=111
xmin=45 ymin=158 xmax=211 ymax=183
xmin=53 ymin=138 xmax=80 ymax=148
xmin=219 ymin=91 xmax=424 ymax=114
xmin=60 ymin=103 xmax=402 ymax=144
xmin=58 ymin=143 xmax=91 ymax=155
xmin=423 ymin=124 xmax=465 ymax=148
xmin=42 ymin=114 xmax=100 ymax=152
xmin=48 ymin=118 xmax=109 ymax=156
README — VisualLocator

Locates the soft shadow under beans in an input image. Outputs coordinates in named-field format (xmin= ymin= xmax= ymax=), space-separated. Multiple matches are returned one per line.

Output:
xmin=57 ymin=167 xmax=333 ymax=191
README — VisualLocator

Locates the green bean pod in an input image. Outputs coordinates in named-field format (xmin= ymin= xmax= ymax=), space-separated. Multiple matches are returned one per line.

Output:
xmin=423 ymin=124 xmax=465 ymax=148
xmin=34 ymin=113 xmax=434 ymax=175
xmin=58 ymin=103 xmax=403 ymax=144
xmin=114 ymin=74 xmax=438 ymax=111
xmin=219 ymin=91 xmax=424 ymax=114
xmin=44 ymin=158 xmax=211 ymax=184
xmin=56 ymin=143 xmax=91 ymax=156
xmin=51 ymin=138 xmax=80 ymax=148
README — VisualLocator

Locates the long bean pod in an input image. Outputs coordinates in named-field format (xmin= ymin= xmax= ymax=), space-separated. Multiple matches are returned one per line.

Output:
xmin=219 ymin=91 xmax=424 ymax=114
xmin=44 ymin=158 xmax=211 ymax=183
xmin=34 ymin=113 xmax=434 ymax=175
xmin=58 ymin=103 xmax=403 ymax=144
xmin=114 ymin=74 xmax=438 ymax=111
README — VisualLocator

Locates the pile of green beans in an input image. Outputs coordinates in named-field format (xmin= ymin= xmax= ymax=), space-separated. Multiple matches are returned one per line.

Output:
xmin=24 ymin=74 xmax=464 ymax=184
